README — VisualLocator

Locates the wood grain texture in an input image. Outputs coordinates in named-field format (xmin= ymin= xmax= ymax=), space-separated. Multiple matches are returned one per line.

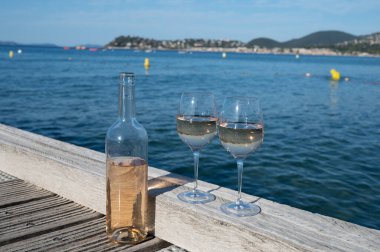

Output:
xmin=1 ymin=123 xmax=379 ymax=252
xmin=0 ymin=182 xmax=102 ymax=245
xmin=155 ymin=186 xmax=380 ymax=252
xmin=0 ymin=170 xmax=16 ymax=182
xmin=0 ymin=124 xmax=107 ymax=214
xmin=0 ymin=180 xmax=171 ymax=251
xmin=0 ymin=179 xmax=54 ymax=207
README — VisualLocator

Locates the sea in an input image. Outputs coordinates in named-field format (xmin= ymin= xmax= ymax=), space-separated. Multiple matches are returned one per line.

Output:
xmin=1 ymin=46 xmax=379 ymax=230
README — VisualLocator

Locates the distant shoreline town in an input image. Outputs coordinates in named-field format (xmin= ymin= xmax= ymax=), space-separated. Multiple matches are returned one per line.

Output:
xmin=106 ymin=45 xmax=377 ymax=57
xmin=2 ymin=30 xmax=380 ymax=57
xmin=105 ymin=30 xmax=380 ymax=57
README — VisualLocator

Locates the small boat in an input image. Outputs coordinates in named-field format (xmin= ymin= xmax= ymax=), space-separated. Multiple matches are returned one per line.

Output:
xmin=75 ymin=46 xmax=86 ymax=50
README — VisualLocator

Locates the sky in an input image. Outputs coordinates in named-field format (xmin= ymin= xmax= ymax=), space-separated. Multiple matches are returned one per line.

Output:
xmin=0 ymin=0 xmax=379 ymax=46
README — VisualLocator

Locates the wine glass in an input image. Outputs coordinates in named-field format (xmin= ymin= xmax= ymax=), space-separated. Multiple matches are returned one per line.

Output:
xmin=218 ymin=96 xmax=264 ymax=216
xmin=176 ymin=92 xmax=217 ymax=204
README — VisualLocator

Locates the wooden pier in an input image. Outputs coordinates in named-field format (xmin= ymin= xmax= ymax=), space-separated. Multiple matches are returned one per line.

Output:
xmin=0 ymin=175 xmax=170 ymax=251
xmin=0 ymin=123 xmax=379 ymax=251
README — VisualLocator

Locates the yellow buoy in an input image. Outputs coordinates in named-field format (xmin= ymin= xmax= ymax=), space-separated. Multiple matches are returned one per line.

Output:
xmin=144 ymin=58 xmax=150 ymax=69
xmin=9 ymin=50 xmax=14 ymax=58
xmin=330 ymin=69 xmax=340 ymax=81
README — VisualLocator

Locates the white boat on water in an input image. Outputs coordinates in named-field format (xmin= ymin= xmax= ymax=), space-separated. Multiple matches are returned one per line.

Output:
xmin=178 ymin=50 xmax=192 ymax=54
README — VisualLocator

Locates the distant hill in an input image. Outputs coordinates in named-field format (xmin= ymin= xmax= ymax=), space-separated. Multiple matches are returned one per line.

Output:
xmin=0 ymin=41 xmax=18 ymax=46
xmin=246 ymin=38 xmax=281 ymax=49
xmin=283 ymin=31 xmax=357 ymax=48
xmin=247 ymin=31 xmax=358 ymax=48
xmin=28 ymin=43 xmax=59 ymax=47
xmin=0 ymin=41 xmax=58 ymax=47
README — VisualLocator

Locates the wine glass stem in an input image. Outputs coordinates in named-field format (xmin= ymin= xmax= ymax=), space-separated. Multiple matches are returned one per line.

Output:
xmin=236 ymin=159 xmax=244 ymax=205
xmin=192 ymin=151 xmax=200 ymax=194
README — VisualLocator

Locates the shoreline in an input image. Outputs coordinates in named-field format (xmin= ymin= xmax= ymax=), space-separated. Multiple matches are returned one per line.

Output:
xmin=1 ymin=44 xmax=378 ymax=58
xmin=106 ymin=46 xmax=380 ymax=58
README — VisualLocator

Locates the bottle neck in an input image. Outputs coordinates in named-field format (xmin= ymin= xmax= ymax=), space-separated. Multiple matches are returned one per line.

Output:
xmin=118 ymin=74 xmax=136 ymax=120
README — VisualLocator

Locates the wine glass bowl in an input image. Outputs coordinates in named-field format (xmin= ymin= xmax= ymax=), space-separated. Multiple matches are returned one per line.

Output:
xmin=218 ymin=96 xmax=264 ymax=216
xmin=218 ymin=121 xmax=263 ymax=159
xmin=176 ymin=92 xmax=217 ymax=204
xmin=177 ymin=115 xmax=217 ymax=151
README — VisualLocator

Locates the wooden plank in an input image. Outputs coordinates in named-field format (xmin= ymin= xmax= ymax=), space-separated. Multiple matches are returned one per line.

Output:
xmin=0 ymin=203 xmax=96 ymax=230
xmin=0 ymin=202 xmax=169 ymax=252
xmin=0 ymin=180 xmax=170 ymax=251
xmin=0 ymin=127 xmax=107 ymax=214
xmin=0 ymin=218 xmax=106 ymax=251
xmin=156 ymin=245 xmax=187 ymax=252
xmin=155 ymin=186 xmax=380 ymax=252
xmin=1 ymin=123 xmax=380 ymax=252
xmin=120 ymin=238 xmax=171 ymax=252
xmin=0 ymin=179 xmax=39 ymax=195
xmin=0 ymin=181 xmax=102 ymax=245
xmin=0 ymin=207 xmax=102 ymax=245
xmin=65 ymin=237 xmax=115 ymax=252
xmin=0 ymin=196 xmax=72 ymax=219
xmin=0 ymin=180 xmax=55 ymax=207
xmin=0 ymin=170 xmax=16 ymax=182
xmin=52 ymin=232 xmax=117 ymax=252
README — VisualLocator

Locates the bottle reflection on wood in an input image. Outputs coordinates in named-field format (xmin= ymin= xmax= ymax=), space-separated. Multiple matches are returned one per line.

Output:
xmin=105 ymin=73 xmax=148 ymax=244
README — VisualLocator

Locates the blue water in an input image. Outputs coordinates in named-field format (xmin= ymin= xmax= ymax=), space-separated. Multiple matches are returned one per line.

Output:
xmin=1 ymin=46 xmax=380 ymax=229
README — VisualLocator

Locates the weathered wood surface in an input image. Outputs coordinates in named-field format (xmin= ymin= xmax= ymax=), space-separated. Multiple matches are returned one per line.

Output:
xmin=0 ymin=178 xmax=171 ymax=251
xmin=0 ymin=170 xmax=16 ymax=182
xmin=1 ymin=123 xmax=379 ymax=252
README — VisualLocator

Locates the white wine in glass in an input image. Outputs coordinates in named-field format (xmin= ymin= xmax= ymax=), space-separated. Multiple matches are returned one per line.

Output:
xmin=176 ymin=92 xmax=217 ymax=204
xmin=218 ymin=96 xmax=264 ymax=216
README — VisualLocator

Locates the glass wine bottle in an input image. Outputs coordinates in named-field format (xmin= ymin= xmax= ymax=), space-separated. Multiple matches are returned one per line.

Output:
xmin=105 ymin=72 xmax=148 ymax=244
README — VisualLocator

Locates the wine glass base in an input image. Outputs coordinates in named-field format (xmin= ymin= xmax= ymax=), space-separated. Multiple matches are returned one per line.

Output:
xmin=220 ymin=201 xmax=261 ymax=217
xmin=177 ymin=190 xmax=215 ymax=204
